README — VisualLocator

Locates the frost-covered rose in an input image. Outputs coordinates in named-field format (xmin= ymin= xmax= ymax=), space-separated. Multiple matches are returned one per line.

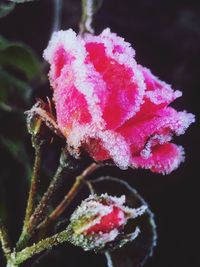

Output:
xmin=44 ymin=29 xmax=195 ymax=174
xmin=67 ymin=194 xmax=146 ymax=251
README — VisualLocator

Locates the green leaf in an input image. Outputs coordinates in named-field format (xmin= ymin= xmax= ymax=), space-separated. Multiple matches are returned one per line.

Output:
xmin=9 ymin=0 xmax=35 ymax=3
xmin=0 ymin=136 xmax=22 ymax=159
xmin=0 ymin=2 xmax=15 ymax=18
xmin=0 ymin=136 xmax=31 ymax=174
xmin=0 ymin=68 xmax=31 ymax=99
xmin=0 ymin=36 xmax=41 ymax=81
xmin=90 ymin=177 xmax=157 ymax=267
xmin=0 ymin=102 xmax=12 ymax=112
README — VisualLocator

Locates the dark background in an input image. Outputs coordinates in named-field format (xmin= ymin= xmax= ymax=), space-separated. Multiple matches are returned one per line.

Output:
xmin=0 ymin=0 xmax=199 ymax=267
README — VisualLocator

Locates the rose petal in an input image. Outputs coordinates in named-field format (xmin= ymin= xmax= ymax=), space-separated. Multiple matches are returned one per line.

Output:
xmin=117 ymin=107 xmax=195 ymax=156
xmin=86 ymin=206 xmax=126 ymax=234
xmin=131 ymin=143 xmax=185 ymax=174
xmin=85 ymin=29 xmax=145 ymax=129
xmin=140 ymin=66 xmax=182 ymax=106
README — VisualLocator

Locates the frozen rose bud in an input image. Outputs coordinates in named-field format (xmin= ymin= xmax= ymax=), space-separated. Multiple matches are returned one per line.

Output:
xmin=66 ymin=194 xmax=147 ymax=251
xmin=25 ymin=100 xmax=50 ymax=147
xmin=43 ymin=28 xmax=195 ymax=174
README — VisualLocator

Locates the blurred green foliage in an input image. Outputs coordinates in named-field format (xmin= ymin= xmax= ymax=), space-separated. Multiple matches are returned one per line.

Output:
xmin=0 ymin=9 xmax=42 ymax=226
xmin=0 ymin=35 xmax=41 ymax=110
xmin=10 ymin=0 xmax=35 ymax=4
xmin=0 ymin=2 xmax=15 ymax=18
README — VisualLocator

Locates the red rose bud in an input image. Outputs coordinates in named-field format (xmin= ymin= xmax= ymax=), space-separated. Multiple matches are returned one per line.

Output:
xmin=67 ymin=194 xmax=147 ymax=251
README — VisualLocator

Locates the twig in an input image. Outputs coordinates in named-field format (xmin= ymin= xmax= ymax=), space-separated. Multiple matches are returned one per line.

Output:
xmin=0 ymin=222 xmax=11 ymax=260
xmin=23 ymin=145 xmax=42 ymax=228
xmin=79 ymin=0 xmax=95 ymax=34
xmin=37 ymin=163 xmax=100 ymax=230
xmin=16 ymin=149 xmax=71 ymax=251
xmin=9 ymin=230 xmax=70 ymax=267
xmin=52 ymin=0 xmax=63 ymax=33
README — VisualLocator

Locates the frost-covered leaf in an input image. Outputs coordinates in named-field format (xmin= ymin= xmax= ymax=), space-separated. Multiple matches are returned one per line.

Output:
xmin=90 ymin=177 xmax=157 ymax=267
xmin=0 ymin=2 xmax=15 ymax=18
xmin=0 ymin=35 xmax=41 ymax=81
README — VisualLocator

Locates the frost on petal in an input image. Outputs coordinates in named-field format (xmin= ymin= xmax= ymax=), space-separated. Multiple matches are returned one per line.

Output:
xmin=85 ymin=132 xmax=132 ymax=169
xmin=117 ymin=107 xmax=195 ymax=157
xmin=43 ymin=30 xmax=94 ymax=136
xmin=44 ymin=30 xmax=107 ymax=137
xmin=86 ymin=206 xmax=126 ymax=234
xmin=68 ymin=124 xmax=131 ymax=169
xmin=53 ymin=85 xmax=92 ymax=136
xmin=97 ymin=130 xmax=131 ymax=169
xmin=84 ymin=28 xmax=145 ymax=129
xmin=83 ymin=138 xmax=110 ymax=161
xmin=140 ymin=66 xmax=182 ymax=106
xmin=131 ymin=143 xmax=185 ymax=174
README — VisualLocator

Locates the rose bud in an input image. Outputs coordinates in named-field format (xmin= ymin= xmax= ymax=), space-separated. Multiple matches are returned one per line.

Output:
xmin=66 ymin=194 xmax=147 ymax=251
xmin=43 ymin=28 xmax=195 ymax=174
xmin=25 ymin=100 xmax=49 ymax=148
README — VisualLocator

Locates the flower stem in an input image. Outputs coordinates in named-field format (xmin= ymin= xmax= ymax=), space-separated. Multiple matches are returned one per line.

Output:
xmin=80 ymin=0 xmax=94 ymax=34
xmin=28 ymin=165 xmax=64 ymax=232
xmin=13 ymin=230 xmax=71 ymax=266
xmin=79 ymin=0 xmax=103 ymax=35
xmin=52 ymin=0 xmax=63 ymax=33
xmin=24 ymin=145 xmax=42 ymax=228
xmin=0 ymin=222 xmax=11 ymax=260
xmin=38 ymin=163 xmax=100 ymax=231
xmin=16 ymin=149 xmax=77 ymax=251
xmin=6 ymin=261 xmax=17 ymax=267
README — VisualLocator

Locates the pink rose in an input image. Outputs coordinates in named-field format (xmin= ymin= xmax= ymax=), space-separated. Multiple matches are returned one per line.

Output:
xmin=44 ymin=28 xmax=195 ymax=174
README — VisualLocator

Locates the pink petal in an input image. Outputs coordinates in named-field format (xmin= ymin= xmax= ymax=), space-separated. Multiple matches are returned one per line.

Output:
xmin=53 ymin=83 xmax=92 ymax=135
xmin=83 ymin=138 xmax=110 ymax=161
xmin=86 ymin=206 xmax=126 ymax=234
xmin=84 ymin=29 xmax=145 ymax=129
xmin=131 ymin=143 xmax=185 ymax=174
xmin=117 ymin=107 xmax=195 ymax=156
xmin=140 ymin=66 xmax=182 ymax=106
xmin=43 ymin=30 xmax=93 ymax=136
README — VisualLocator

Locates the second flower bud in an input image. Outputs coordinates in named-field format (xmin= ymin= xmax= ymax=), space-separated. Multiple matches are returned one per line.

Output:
xmin=67 ymin=194 xmax=147 ymax=251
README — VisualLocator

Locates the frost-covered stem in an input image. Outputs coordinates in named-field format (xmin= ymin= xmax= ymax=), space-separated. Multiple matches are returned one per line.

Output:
xmin=0 ymin=222 xmax=11 ymax=260
xmin=105 ymin=252 xmax=114 ymax=267
xmin=80 ymin=0 xmax=95 ymax=35
xmin=38 ymin=163 xmax=99 ymax=230
xmin=52 ymin=0 xmax=63 ymax=33
xmin=86 ymin=181 xmax=95 ymax=194
xmin=16 ymin=149 xmax=70 ymax=251
xmin=28 ymin=165 xmax=64 ymax=230
xmin=12 ymin=230 xmax=71 ymax=266
xmin=6 ymin=261 xmax=17 ymax=267
xmin=24 ymin=145 xmax=42 ymax=228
